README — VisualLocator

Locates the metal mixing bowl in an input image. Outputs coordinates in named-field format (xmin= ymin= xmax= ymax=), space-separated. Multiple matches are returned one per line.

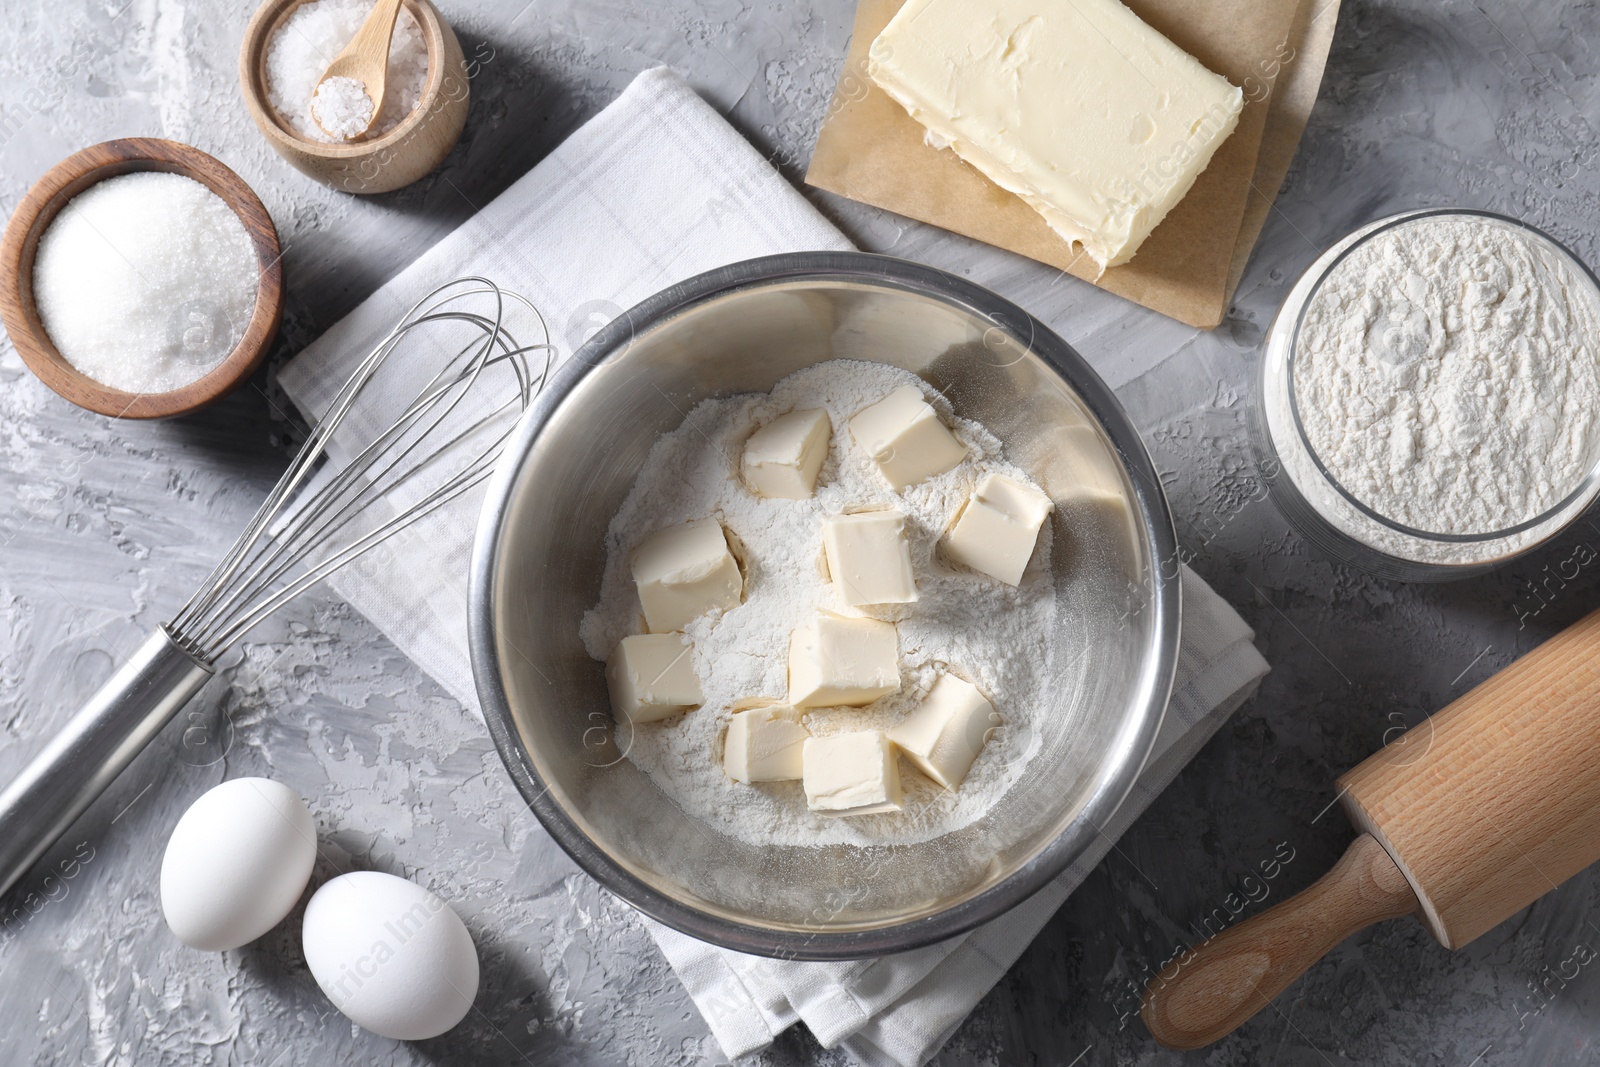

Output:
xmin=469 ymin=252 xmax=1180 ymax=960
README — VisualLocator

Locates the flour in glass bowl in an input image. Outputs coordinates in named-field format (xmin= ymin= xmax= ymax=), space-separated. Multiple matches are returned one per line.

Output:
xmin=580 ymin=360 xmax=1059 ymax=848
xmin=1283 ymin=212 xmax=1600 ymax=564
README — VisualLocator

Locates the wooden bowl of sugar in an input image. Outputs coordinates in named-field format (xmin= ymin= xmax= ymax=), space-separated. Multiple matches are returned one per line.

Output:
xmin=0 ymin=137 xmax=284 ymax=420
xmin=240 ymin=0 xmax=468 ymax=195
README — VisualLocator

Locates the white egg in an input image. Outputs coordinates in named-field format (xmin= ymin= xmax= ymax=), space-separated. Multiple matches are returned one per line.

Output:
xmin=160 ymin=777 xmax=317 ymax=951
xmin=302 ymin=871 xmax=479 ymax=1040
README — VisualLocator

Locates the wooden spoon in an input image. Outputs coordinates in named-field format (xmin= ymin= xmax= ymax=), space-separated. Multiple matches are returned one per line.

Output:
xmin=310 ymin=0 xmax=405 ymax=140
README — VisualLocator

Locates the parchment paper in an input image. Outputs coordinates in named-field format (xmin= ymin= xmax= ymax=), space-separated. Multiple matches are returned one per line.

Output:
xmin=807 ymin=0 xmax=1343 ymax=328
xmin=1226 ymin=0 xmax=1344 ymax=301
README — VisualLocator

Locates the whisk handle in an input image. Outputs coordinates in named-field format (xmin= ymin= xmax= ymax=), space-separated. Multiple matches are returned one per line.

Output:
xmin=0 ymin=627 xmax=212 ymax=899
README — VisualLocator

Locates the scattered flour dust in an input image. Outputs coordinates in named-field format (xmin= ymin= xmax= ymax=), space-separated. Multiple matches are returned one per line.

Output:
xmin=580 ymin=360 xmax=1058 ymax=848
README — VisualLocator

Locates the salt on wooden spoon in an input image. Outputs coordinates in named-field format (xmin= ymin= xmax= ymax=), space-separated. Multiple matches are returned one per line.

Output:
xmin=309 ymin=0 xmax=406 ymax=140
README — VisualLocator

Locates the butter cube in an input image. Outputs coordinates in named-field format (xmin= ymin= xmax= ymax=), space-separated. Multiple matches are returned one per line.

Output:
xmin=632 ymin=519 xmax=743 ymax=632
xmin=788 ymin=612 xmax=900 ymax=708
xmin=822 ymin=510 xmax=918 ymax=607
xmin=867 ymin=0 xmax=1244 ymax=271
xmin=607 ymin=634 xmax=703 ymax=725
xmin=802 ymin=731 xmax=903 ymax=815
xmin=889 ymin=675 xmax=1000 ymax=790
xmin=724 ymin=705 xmax=810 ymax=783
xmin=849 ymin=385 xmax=966 ymax=491
xmin=943 ymin=474 xmax=1054 ymax=586
xmin=743 ymin=408 xmax=832 ymax=499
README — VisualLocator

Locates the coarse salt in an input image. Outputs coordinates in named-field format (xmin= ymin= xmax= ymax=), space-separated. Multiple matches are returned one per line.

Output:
xmin=265 ymin=0 xmax=430 ymax=143
xmin=32 ymin=172 xmax=258 ymax=395
xmin=310 ymin=75 xmax=375 ymax=139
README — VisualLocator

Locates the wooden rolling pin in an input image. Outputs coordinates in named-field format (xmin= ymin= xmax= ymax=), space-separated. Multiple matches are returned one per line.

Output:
xmin=1142 ymin=607 xmax=1600 ymax=1049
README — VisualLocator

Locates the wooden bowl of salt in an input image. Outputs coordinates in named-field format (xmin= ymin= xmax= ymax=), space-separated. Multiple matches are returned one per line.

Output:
xmin=239 ymin=0 xmax=469 ymax=195
xmin=0 ymin=137 xmax=284 ymax=420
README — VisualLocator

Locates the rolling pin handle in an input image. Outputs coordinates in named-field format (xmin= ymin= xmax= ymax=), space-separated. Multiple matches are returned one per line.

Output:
xmin=1140 ymin=833 xmax=1418 ymax=1050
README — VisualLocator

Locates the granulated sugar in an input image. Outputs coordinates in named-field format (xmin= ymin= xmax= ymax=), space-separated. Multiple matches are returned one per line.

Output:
xmin=32 ymin=172 xmax=257 ymax=394
xmin=580 ymin=360 xmax=1058 ymax=848
xmin=265 ymin=0 xmax=429 ymax=143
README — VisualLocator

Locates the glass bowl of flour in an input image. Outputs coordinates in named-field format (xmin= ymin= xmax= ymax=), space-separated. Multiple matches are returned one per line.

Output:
xmin=1260 ymin=209 xmax=1600 ymax=581
xmin=469 ymin=252 xmax=1181 ymax=959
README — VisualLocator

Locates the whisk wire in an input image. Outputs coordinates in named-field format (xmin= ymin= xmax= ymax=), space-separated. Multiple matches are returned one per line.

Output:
xmin=168 ymin=278 xmax=554 ymax=662
xmin=188 ymin=337 xmax=527 ymax=638
xmin=186 ymin=356 xmax=533 ymax=658
xmin=203 ymin=384 xmax=534 ymax=655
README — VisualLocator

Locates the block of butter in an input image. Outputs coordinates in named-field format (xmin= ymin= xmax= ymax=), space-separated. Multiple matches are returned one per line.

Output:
xmin=867 ymin=0 xmax=1245 ymax=271
xmin=789 ymin=611 xmax=900 ymax=708
xmin=849 ymin=385 xmax=966 ymax=491
xmin=742 ymin=408 xmax=832 ymax=499
xmin=607 ymin=633 xmax=702 ymax=725
xmin=943 ymin=473 xmax=1054 ymax=586
xmin=802 ymin=730 xmax=903 ymax=815
xmin=632 ymin=519 xmax=742 ymax=632
xmin=822 ymin=509 xmax=918 ymax=607
xmin=724 ymin=704 xmax=810 ymax=783
xmin=890 ymin=674 xmax=1000 ymax=790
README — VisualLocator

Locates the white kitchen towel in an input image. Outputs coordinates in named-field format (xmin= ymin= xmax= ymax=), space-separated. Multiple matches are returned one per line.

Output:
xmin=278 ymin=67 xmax=1270 ymax=1067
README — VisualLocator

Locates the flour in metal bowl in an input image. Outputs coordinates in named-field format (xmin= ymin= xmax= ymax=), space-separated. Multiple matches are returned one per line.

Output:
xmin=580 ymin=359 xmax=1060 ymax=848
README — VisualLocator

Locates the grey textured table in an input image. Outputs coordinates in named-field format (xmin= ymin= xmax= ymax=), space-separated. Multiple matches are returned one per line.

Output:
xmin=3 ymin=0 xmax=1599 ymax=1063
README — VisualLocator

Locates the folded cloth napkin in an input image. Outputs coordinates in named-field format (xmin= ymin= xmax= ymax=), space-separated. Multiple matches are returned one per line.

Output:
xmin=278 ymin=67 xmax=1270 ymax=1067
